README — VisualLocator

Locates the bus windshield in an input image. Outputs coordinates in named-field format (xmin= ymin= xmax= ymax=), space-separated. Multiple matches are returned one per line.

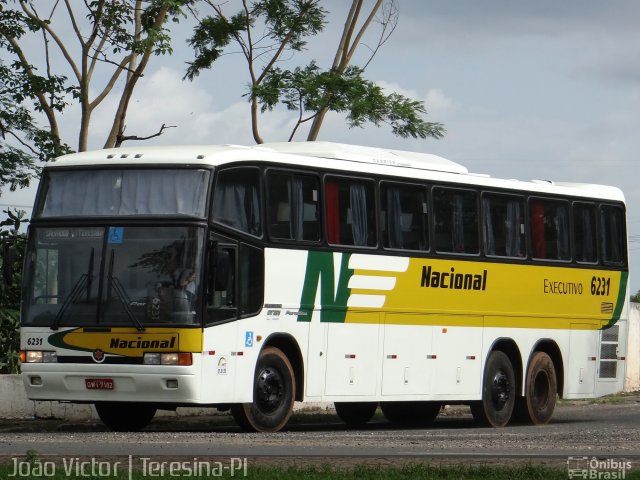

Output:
xmin=38 ymin=169 xmax=210 ymax=217
xmin=22 ymin=226 xmax=204 ymax=328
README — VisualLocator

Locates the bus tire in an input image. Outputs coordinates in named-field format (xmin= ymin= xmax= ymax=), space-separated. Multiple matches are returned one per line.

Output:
xmin=231 ymin=347 xmax=295 ymax=432
xmin=522 ymin=351 xmax=557 ymax=425
xmin=95 ymin=402 xmax=156 ymax=432
xmin=334 ymin=402 xmax=378 ymax=427
xmin=381 ymin=401 xmax=441 ymax=426
xmin=471 ymin=350 xmax=515 ymax=427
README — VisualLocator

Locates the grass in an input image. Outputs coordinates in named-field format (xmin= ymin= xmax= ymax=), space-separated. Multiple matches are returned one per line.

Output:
xmin=2 ymin=462 xmax=639 ymax=480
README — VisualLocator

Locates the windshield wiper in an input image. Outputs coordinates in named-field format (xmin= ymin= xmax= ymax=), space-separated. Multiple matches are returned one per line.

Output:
xmin=51 ymin=248 xmax=95 ymax=331
xmin=50 ymin=275 xmax=88 ymax=331
xmin=107 ymin=250 xmax=145 ymax=332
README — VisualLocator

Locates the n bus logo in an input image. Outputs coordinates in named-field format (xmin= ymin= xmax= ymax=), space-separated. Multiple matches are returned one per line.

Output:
xmin=298 ymin=252 xmax=353 ymax=323
xmin=297 ymin=251 xmax=409 ymax=323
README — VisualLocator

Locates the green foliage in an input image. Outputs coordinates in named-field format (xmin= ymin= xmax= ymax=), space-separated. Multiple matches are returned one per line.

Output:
xmin=185 ymin=13 xmax=248 ymax=80
xmin=0 ymin=208 xmax=26 ymax=374
xmin=187 ymin=1 xmax=444 ymax=142
xmin=632 ymin=290 xmax=640 ymax=303
xmin=0 ymin=59 xmax=71 ymax=192
xmin=254 ymin=64 xmax=446 ymax=140
xmin=1 ymin=0 xmax=193 ymax=154
xmin=186 ymin=0 xmax=326 ymax=81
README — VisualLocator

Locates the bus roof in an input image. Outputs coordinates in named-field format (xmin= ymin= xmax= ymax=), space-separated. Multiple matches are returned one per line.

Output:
xmin=258 ymin=141 xmax=469 ymax=174
xmin=48 ymin=142 xmax=625 ymax=202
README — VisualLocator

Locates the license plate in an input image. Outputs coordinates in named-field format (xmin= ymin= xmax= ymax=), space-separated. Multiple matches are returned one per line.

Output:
xmin=85 ymin=378 xmax=114 ymax=390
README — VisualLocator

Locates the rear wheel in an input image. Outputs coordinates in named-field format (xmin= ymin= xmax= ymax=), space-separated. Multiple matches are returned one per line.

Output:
xmin=381 ymin=401 xmax=441 ymax=426
xmin=334 ymin=402 xmax=378 ymax=427
xmin=520 ymin=351 xmax=557 ymax=425
xmin=95 ymin=402 xmax=156 ymax=432
xmin=231 ymin=347 xmax=295 ymax=432
xmin=471 ymin=351 xmax=515 ymax=427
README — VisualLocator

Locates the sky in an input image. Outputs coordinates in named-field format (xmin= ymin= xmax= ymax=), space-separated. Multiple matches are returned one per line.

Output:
xmin=1 ymin=0 xmax=639 ymax=293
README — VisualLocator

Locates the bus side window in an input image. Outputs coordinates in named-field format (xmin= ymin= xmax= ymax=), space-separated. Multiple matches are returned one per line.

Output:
xmin=238 ymin=243 xmax=264 ymax=317
xmin=324 ymin=177 xmax=376 ymax=247
xmin=433 ymin=187 xmax=479 ymax=254
xmin=325 ymin=182 xmax=341 ymax=244
xmin=212 ymin=168 xmax=262 ymax=237
xmin=267 ymin=172 xmax=320 ymax=242
xmin=483 ymin=194 xmax=525 ymax=258
xmin=530 ymin=199 xmax=570 ymax=261
xmin=600 ymin=205 xmax=625 ymax=265
xmin=381 ymin=182 xmax=429 ymax=251
xmin=207 ymin=245 xmax=236 ymax=323
xmin=206 ymin=242 xmax=264 ymax=324
xmin=573 ymin=203 xmax=597 ymax=263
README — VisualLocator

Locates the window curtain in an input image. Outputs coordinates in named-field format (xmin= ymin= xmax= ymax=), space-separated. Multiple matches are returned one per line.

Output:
xmin=580 ymin=208 xmax=595 ymax=261
xmin=386 ymin=187 xmax=403 ymax=248
xmin=483 ymin=197 xmax=495 ymax=255
xmin=603 ymin=210 xmax=621 ymax=262
xmin=213 ymin=180 xmax=261 ymax=235
xmin=325 ymin=182 xmax=340 ymax=244
xmin=531 ymin=202 xmax=545 ymax=258
xmin=42 ymin=170 xmax=208 ymax=217
xmin=350 ymin=183 xmax=368 ymax=247
xmin=505 ymin=199 xmax=522 ymax=257
xmin=554 ymin=206 xmax=569 ymax=259
xmin=289 ymin=177 xmax=305 ymax=241
xmin=452 ymin=194 xmax=464 ymax=252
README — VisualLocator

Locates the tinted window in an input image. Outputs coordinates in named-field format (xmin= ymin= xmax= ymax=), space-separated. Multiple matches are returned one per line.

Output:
xmin=39 ymin=169 xmax=210 ymax=217
xmin=267 ymin=172 xmax=320 ymax=242
xmin=212 ymin=168 xmax=262 ymax=237
xmin=433 ymin=188 xmax=479 ymax=254
xmin=573 ymin=203 xmax=597 ymax=263
xmin=483 ymin=194 xmax=525 ymax=257
xmin=530 ymin=199 xmax=570 ymax=261
xmin=600 ymin=205 xmax=625 ymax=264
xmin=381 ymin=182 xmax=428 ymax=251
xmin=325 ymin=177 xmax=376 ymax=247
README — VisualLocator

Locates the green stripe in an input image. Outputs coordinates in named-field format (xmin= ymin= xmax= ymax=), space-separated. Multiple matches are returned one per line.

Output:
xmin=608 ymin=271 xmax=628 ymax=327
xmin=48 ymin=328 xmax=94 ymax=353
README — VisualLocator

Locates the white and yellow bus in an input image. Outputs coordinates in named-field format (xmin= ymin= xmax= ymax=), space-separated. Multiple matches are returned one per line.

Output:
xmin=20 ymin=142 xmax=629 ymax=432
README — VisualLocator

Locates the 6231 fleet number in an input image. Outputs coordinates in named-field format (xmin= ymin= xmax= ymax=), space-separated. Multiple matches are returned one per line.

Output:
xmin=590 ymin=276 xmax=611 ymax=296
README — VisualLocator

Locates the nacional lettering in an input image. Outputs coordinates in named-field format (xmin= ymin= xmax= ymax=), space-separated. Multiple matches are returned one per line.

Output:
xmin=543 ymin=279 xmax=583 ymax=295
xmin=109 ymin=336 xmax=176 ymax=349
xmin=421 ymin=265 xmax=487 ymax=291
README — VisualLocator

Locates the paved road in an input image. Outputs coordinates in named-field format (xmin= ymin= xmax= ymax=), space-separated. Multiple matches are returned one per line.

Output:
xmin=1 ymin=397 xmax=639 ymax=468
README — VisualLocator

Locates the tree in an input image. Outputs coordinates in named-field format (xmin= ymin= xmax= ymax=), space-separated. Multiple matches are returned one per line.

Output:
xmin=632 ymin=290 xmax=640 ymax=303
xmin=0 ymin=56 xmax=71 ymax=193
xmin=186 ymin=0 xmax=444 ymax=143
xmin=0 ymin=208 xmax=27 ymax=374
xmin=0 ymin=0 xmax=192 ymax=159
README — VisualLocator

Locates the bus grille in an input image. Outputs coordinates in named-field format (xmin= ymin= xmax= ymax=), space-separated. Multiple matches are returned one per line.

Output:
xmin=599 ymin=325 xmax=619 ymax=379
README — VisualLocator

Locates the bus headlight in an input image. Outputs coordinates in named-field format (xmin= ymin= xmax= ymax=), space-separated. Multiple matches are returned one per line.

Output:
xmin=21 ymin=351 xmax=58 ymax=363
xmin=143 ymin=352 xmax=192 ymax=366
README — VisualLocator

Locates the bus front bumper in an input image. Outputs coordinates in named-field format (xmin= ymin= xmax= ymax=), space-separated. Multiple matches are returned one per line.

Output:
xmin=21 ymin=362 xmax=202 ymax=404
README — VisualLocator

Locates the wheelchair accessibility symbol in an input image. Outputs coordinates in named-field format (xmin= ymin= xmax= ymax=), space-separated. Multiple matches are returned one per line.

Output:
xmin=245 ymin=331 xmax=254 ymax=348
xmin=107 ymin=226 xmax=124 ymax=244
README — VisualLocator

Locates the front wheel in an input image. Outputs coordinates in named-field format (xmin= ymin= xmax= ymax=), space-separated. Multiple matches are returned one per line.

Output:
xmin=231 ymin=347 xmax=295 ymax=432
xmin=471 ymin=351 xmax=515 ymax=427
xmin=95 ymin=402 xmax=156 ymax=431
